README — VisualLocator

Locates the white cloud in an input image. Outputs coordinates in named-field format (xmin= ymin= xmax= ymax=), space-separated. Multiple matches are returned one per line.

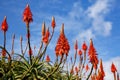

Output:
xmin=75 ymin=29 xmax=95 ymax=43
xmin=86 ymin=0 xmax=113 ymax=36
xmin=103 ymin=56 xmax=120 ymax=80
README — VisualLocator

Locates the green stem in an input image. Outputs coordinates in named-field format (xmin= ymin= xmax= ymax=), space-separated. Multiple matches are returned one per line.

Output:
xmin=46 ymin=54 xmax=63 ymax=78
xmin=26 ymin=23 xmax=32 ymax=65
xmin=39 ymin=29 xmax=54 ymax=60
xmin=86 ymin=64 xmax=93 ymax=80
xmin=80 ymin=51 xmax=86 ymax=78
xmin=71 ymin=50 xmax=77 ymax=71
xmin=4 ymin=32 xmax=6 ymax=48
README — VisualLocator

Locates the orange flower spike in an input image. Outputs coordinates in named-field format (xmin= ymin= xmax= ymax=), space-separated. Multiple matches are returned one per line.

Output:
xmin=46 ymin=27 xmax=50 ymax=38
xmin=46 ymin=55 xmax=50 ymax=62
xmin=111 ymin=63 xmax=117 ymax=73
xmin=85 ymin=64 xmax=89 ymax=72
xmin=88 ymin=39 xmax=99 ymax=70
xmin=100 ymin=59 xmax=105 ymax=77
xmin=42 ymin=27 xmax=50 ymax=44
xmin=82 ymin=41 xmax=87 ymax=52
xmin=23 ymin=4 xmax=33 ymax=25
xmin=74 ymin=40 xmax=78 ymax=50
xmin=42 ymin=22 xmax=46 ymax=36
xmin=78 ymin=49 xmax=82 ymax=56
xmin=51 ymin=16 xmax=56 ymax=29
xmin=1 ymin=16 xmax=8 ymax=32
xmin=55 ymin=24 xmax=70 ymax=56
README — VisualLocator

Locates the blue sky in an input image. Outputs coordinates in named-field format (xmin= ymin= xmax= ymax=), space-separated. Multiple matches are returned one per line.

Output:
xmin=0 ymin=0 xmax=120 ymax=79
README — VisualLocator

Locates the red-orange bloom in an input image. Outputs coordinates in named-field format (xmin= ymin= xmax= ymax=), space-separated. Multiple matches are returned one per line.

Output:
xmin=46 ymin=55 xmax=50 ymax=62
xmin=111 ymin=63 xmax=117 ymax=73
xmin=28 ymin=48 xmax=32 ymax=56
xmin=96 ymin=59 xmax=105 ymax=80
xmin=82 ymin=41 xmax=87 ymax=52
xmin=42 ymin=28 xmax=50 ymax=44
xmin=88 ymin=39 xmax=99 ymax=70
xmin=78 ymin=49 xmax=82 ymax=56
xmin=100 ymin=59 xmax=105 ymax=77
xmin=2 ymin=49 xmax=6 ymax=57
xmin=23 ymin=4 xmax=33 ymax=24
xmin=55 ymin=24 xmax=70 ymax=56
xmin=1 ymin=16 xmax=8 ymax=32
xmin=85 ymin=64 xmax=89 ymax=72
xmin=75 ymin=66 xmax=79 ymax=74
xmin=74 ymin=40 xmax=78 ymax=50
xmin=51 ymin=16 xmax=56 ymax=29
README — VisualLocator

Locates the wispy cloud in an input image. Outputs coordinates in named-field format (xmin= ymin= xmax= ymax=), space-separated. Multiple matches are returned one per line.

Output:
xmin=86 ymin=0 xmax=113 ymax=37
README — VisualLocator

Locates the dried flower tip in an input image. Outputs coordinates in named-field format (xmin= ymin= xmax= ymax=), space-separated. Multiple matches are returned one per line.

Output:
xmin=20 ymin=36 xmax=23 ymax=42
xmin=60 ymin=23 xmax=64 ymax=34
xmin=12 ymin=34 xmax=15 ymax=39
xmin=42 ymin=22 xmax=46 ymax=36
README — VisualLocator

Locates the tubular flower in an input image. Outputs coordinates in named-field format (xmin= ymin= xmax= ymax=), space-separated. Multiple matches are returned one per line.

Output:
xmin=2 ymin=49 xmax=6 ymax=57
xmin=51 ymin=16 xmax=56 ymax=29
xmin=82 ymin=41 xmax=87 ymax=52
xmin=46 ymin=55 xmax=50 ymax=62
xmin=23 ymin=4 xmax=33 ymax=24
xmin=85 ymin=64 xmax=89 ymax=72
xmin=1 ymin=16 xmax=8 ymax=32
xmin=111 ymin=63 xmax=117 ymax=73
xmin=28 ymin=48 xmax=32 ymax=56
xmin=78 ymin=49 xmax=82 ymax=56
xmin=74 ymin=40 xmax=78 ymax=50
xmin=70 ymin=69 xmax=74 ymax=74
xmin=75 ymin=66 xmax=79 ymax=74
xmin=91 ymin=74 xmax=96 ymax=80
xmin=100 ymin=59 xmax=105 ymax=78
xmin=96 ymin=59 xmax=105 ymax=80
xmin=42 ymin=28 xmax=50 ymax=44
xmin=55 ymin=24 xmax=70 ymax=56
xmin=88 ymin=39 xmax=99 ymax=70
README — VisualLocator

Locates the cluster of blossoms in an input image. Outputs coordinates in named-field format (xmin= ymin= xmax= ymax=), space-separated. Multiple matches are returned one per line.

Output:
xmin=0 ymin=4 xmax=119 ymax=80
xmin=55 ymin=24 xmax=70 ymax=57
